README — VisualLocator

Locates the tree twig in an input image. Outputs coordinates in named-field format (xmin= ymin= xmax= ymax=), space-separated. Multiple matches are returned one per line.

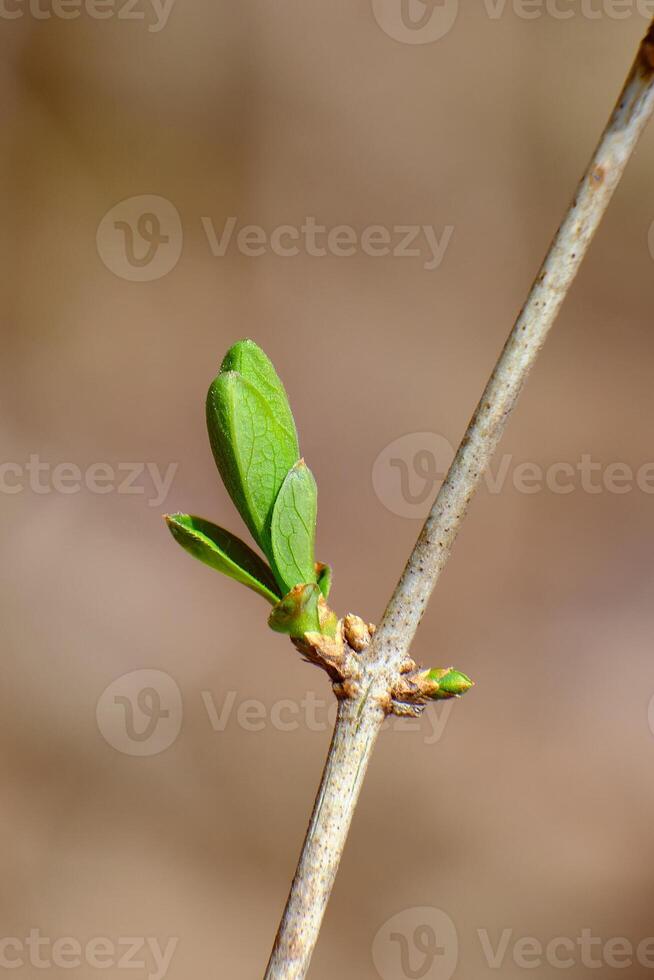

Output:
xmin=264 ymin=22 xmax=654 ymax=980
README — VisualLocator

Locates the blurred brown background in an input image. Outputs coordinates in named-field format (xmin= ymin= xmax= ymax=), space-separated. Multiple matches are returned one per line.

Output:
xmin=2 ymin=4 xmax=654 ymax=978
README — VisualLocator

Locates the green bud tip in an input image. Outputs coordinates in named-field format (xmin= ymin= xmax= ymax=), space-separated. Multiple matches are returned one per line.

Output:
xmin=426 ymin=668 xmax=474 ymax=699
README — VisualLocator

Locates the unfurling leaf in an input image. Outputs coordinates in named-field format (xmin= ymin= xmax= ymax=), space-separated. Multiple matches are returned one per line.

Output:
xmin=268 ymin=583 xmax=322 ymax=637
xmin=268 ymin=584 xmax=338 ymax=639
xmin=165 ymin=513 xmax=281 ymax=605
xmin=206 ymin=369 xmax=300 ymax=554
xmin=270 ymin=460 xmax=318 ymax=595
xmin=170 ymin=340 xmax=335 ymax=639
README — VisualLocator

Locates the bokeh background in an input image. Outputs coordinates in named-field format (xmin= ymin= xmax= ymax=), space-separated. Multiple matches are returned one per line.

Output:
xmin=2 ymin=4 xmax=654 ymax=978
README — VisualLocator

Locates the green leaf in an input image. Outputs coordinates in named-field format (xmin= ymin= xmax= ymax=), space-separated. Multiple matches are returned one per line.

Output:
xmin=165 ymin=513 xmax=281 ymax=605
xmin=316 ymin=562 xmax=332 ymax=600
xmin=206 ymin=370 xmax=300 ymax=554
xmin=270 ymin=460 xmax=318 ymax=595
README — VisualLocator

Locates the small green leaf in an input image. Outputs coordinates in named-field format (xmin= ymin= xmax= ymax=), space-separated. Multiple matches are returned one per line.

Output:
xmin=316 ymin=562 xmax=332 ymax=600
xmin=165 ymin=514 xmax=281 ymax=604
xmin=270 ymin=460 xmax=318 ymax=595
xmin=206 ymin=370 xmax=300 ymax=554
xmin=268 ymin=583 xmax=321 ymax=638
